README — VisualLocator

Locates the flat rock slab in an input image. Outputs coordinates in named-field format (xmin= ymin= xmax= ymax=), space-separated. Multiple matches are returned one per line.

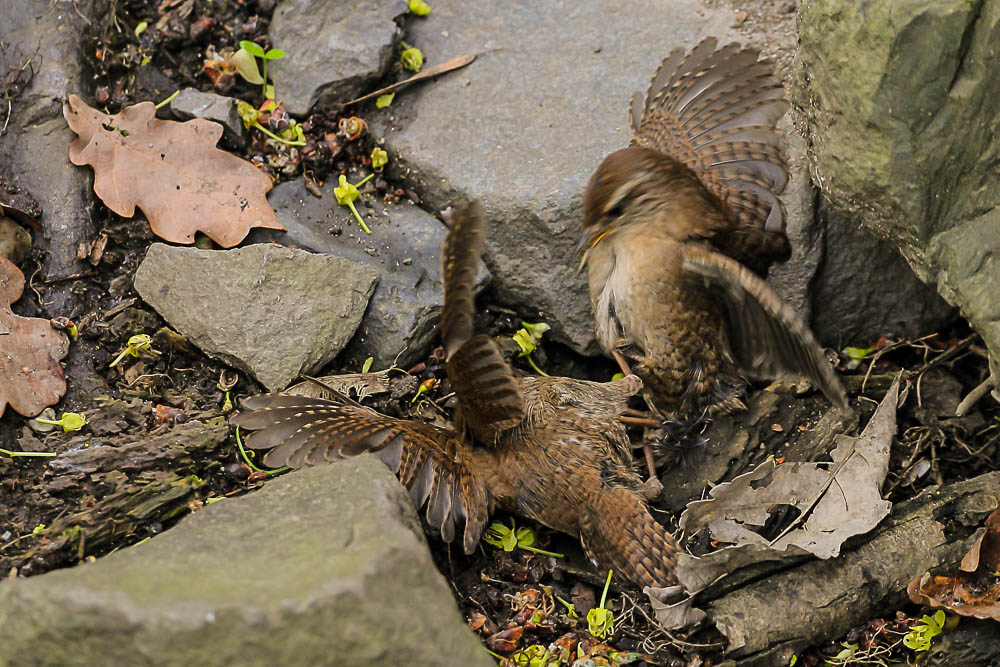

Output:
xmin=260 ymin=180 xmax=449 ymax=369
xmin=134 ymin=243 xmax=377 ymax=390
xmin=372 ymin=1 xmax=738 ymax=353
xmin=0 ymin=457 xmax=493 ymax=667
xmin=268 ymin=0 xmax=402 ymax=116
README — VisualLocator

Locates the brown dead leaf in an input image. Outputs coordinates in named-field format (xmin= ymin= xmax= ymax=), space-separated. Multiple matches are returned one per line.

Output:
xmin=908 ymin=502 xmax=1000 ymax=621
xmin=0 ymin=257 xmax=70 ymax=417
xmin=63 ymin=94 xmax=284 ymax=247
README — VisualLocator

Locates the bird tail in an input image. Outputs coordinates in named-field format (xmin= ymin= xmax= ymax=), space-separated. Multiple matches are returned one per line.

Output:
xmin=579 ymin=485 xmax=679 ymax=588
xmin=231 ymin=393 xmax=490 ymax=554
xmin=440 ymin=201 xmax=525 ymax=442
xmin=632 ymin=38 xmax=790 ymax=270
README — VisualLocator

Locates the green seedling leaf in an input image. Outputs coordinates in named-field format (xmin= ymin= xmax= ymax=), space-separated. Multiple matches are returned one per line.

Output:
xmin=512 ymin=321 xmax=551 ymax=376
xmin=134 ymin=21 xmax=148 ymax=38
xmin=513 ymin=328 xmax=536 ymax=356
xmin=263 ymin=48 xmax=286 ymax=60
xmin=371 ymin=147 xmax=388 ymax=170
xmin=239 ymin=40 xmax=266 ymax=58
xmin=483 ymin=518 xmax=564 ymax=558
xmin=611 ymin=372 xmax=625 ymax=382
xmin=555 ymin=595 xmax=578 ymax=619
xmin=903 ymin=611 xmax=946 ymax=652
xmin=842 ymin=345 xmax=876 ymax=370
xmin=34 ymin=411 xmax=87 ymax=432
xmin=588 ymin=569 xmax=615 ymax=639
xmin=263 ymin=83 xmax=276 ymax=100
xmin=232 ymin=47 xmax=264 ymax=84
xmin=376 ymin=92 xmax=395 ymax=108
xmin=31 ymin=523 xmax=46 ymax=536
xmin=109 ymin=334 xmax=158 ymax=368
xmin=521 ymin=321 xmax=550 ymax=341
xmin=236 ymin=100 xmax=259 ymax=128
xmin=334 ymin=173 xmax=374 ymax=234
xmin=361 ymin=356 xmax=374 ymax=374
xmin=409 ymin=0 xmax=431 ymax=15
xmin=401 ymin=44 xmax=424 ymax=72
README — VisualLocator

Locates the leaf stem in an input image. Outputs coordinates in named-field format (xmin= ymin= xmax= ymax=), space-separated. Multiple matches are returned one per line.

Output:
xmin=346 ymin=201 xmax=372 ymax=234
xmin=251 ymin=120 xmax=306 ymax=147
xmin=234 ymin=427 xmax=289 ymax=476
xmin=0 ymin=448 xmax=56 ymax=458
xmin=518 ymin=544 xmax=564 ymax=558
xmin=526 ymin=354 xmax=549 ymax=377
xmin=153 ymin=90 xmax=180 ymax=110
xmin=599 ymin=568 xmax=613 ymax=608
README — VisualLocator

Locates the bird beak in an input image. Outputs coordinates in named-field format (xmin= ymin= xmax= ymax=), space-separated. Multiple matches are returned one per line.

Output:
xmin=574 ymin=227 xmax=611 ymax=272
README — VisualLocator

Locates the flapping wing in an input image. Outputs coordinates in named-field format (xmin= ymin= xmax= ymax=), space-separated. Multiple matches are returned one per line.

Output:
xmin=232 ymin=394 xmax=491 ymax=553
xmin=439 ymin=201 xmax=525 ymax=443
xmin=632 ymin=38 xmax=789 ymax=245
xmin=682 ymin=248 xmax=848 ymax=409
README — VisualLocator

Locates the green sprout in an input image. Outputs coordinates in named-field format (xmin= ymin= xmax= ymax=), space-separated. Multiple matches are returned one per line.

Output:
xmin=235 ymin=100 xmax=306 ymax=147
xmin=483 ymin=518 xmax=564 ymax=558
xmin=587 ymin=568 xmax=615 ymax=639
xmin=375 ymin=92 xmax=395 ymax=108
xmin=408 ymin=0 xmax=431 ymax=16
xmin=410 ymin=378 xmax=437 ymax=404
xmin=217 ymin=372 xmax=237 ymax=414
xmin=334 ymin=173 xmax=375 ymax=234
xmin=153 ymin=89 xmax=179 ymax=110
xmin=554 ymin=594 xmax=578 ymax=619
xmin=370 ymin=147 xmax=388 ymax=171
xmin=826 ymin=642 xmax=859 ymax=664
xmin=400 ymin=42 xmax=424 ymax=72
xmin=134 ymin=21 xmax=148 ymax=38
xmin=512 ymin=321 xmax=550 ymax=376
xmin=510 ymin=645 xmax=556 ymax=667
xmin=32 ymin=412 xmax=87 ymax=433
xmin=361 ymin=356 xmax=375 ymax=374
xmin=842 ymin=345 xmax=876 ymax=370
xmin=903 ymin=610 xmax=947 ymax=652
xmin=235 ymin=40 xmax=286 ymax=97
xmin=109 ymin=334 xmax=159 ymax=368
xmin=31 ymin=523 xmax=46 ymax=536
xmin=611 ymin=372 xmax=624 ymax=382
xmin=234 ymin=426 xmax=290 ymax=476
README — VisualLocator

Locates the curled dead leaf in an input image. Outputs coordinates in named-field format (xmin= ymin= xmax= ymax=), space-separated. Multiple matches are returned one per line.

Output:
xmin=63 ymin=94 xmax=284 ymax=247
xmin=908 ymin=502 xmax=1000 ymax=621
xmin=0 ymin=257 xmax=70 ymax=417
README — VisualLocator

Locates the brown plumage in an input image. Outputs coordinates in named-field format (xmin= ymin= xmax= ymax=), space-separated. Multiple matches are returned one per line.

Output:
xmin=233 ymin=202 xmax=680 ymax=588
xmin=578 ymin=38 xmax=847 ymax=421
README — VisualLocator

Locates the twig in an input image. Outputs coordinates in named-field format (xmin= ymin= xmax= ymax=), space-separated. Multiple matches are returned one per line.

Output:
xmin=343 ymin=53 xmax=478 ymax=106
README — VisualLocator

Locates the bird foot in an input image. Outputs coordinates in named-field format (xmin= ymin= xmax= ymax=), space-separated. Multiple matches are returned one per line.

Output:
xmin=638 ymin=475 xmax=663 ymax=501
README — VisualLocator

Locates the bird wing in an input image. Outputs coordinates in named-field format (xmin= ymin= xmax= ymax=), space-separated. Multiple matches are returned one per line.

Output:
xmin=682 ymin=247 xmax=848 ymax=409
xmin=631 ymin=38 xmax=789 ymax=260
xmin=232 ymin=393 xmax=491 ymax=554
xmin=440 ymin=201 xmax=525 ymax=443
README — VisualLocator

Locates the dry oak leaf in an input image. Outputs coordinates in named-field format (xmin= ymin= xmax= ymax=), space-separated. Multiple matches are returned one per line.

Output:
xmin=0 ymin=257 xmax=70 ymax=418
xmin=63 ymin=94 xmax=284 ymax=247
xmin=908 ymin=501 xmax=1000 ymax=621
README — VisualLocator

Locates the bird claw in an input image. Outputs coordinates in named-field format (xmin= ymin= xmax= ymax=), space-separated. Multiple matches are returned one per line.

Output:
xmin=638 ymin=475 xmax=664 ymax=501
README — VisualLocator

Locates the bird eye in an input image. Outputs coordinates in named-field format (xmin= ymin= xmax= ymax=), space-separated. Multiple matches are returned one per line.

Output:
xmin=606 ymin=203 xmax=624 ymax=218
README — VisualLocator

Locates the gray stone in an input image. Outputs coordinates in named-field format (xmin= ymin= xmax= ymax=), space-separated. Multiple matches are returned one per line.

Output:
xmin=0 ymin=216 xmax=31 ymax=265
xmin=133 ymin=243 xmax=378 ymax=390
xmin=260 ymin=179 xmax=459 ymax=370
xmin=0 ymin=457 xmax=493 ymax=667
xmin=268 ymin=0 xmax=402 ymax=116
xmin=809 ymin=201 xmax=955 ymax=348
xmin=795 ymin=0 xmax=999 ymax=355
xmin=169 ymin=87 xmax=244 ymax=147
xmin=371 ymin=1 xmax=740 ymax=354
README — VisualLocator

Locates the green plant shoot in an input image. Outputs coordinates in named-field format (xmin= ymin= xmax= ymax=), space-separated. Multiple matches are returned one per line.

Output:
xmin=408 ymin=0 xmax=431 ymax=16
xmin=483 ymin=518 xmax=564 ymax=558
xmin=33 ymin=412 xmax=87 ymax=432
xmin=903 ymin=610 xmax=947 ymax=652
xmin=587 ymin=569 xmax=614 ymax=639
xmin=334 ymin=173 xmax=375 ymax=233
xmin=110 ymin=334 xmax=159 ymax=368
xmin=370 ymin=147 xmax=388 ymax=170
xmin=842 ymin=345 xmax=876 ymax=370
xmin=376 ymin=92 xmax=395 ymax=108
xmin=512 ymin=321 xmax=550 ymax=376
xmin=236 ymin=40 xmax=286 ymax=96
xmin=400 ymin=42 xmax=424 ymax=72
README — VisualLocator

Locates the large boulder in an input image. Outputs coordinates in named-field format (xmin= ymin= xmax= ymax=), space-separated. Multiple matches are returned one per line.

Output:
xmin=0 ymin=457 xmax=492 ymax=667
xmin=795 ymin=0 xmax=998 ymax=354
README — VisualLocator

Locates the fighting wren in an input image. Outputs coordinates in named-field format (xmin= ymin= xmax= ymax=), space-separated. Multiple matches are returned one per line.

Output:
xmin=578 ymin=38 xmax=847 ymax=422
xmin=234 ymin=202 xmax=681 ymax=588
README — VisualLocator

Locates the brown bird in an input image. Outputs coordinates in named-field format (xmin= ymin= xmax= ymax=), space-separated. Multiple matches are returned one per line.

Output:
xmin=232 ymin=201 xmax=680 ymax=588
xmin=578 ymin=38 xmax=847 ymax=423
